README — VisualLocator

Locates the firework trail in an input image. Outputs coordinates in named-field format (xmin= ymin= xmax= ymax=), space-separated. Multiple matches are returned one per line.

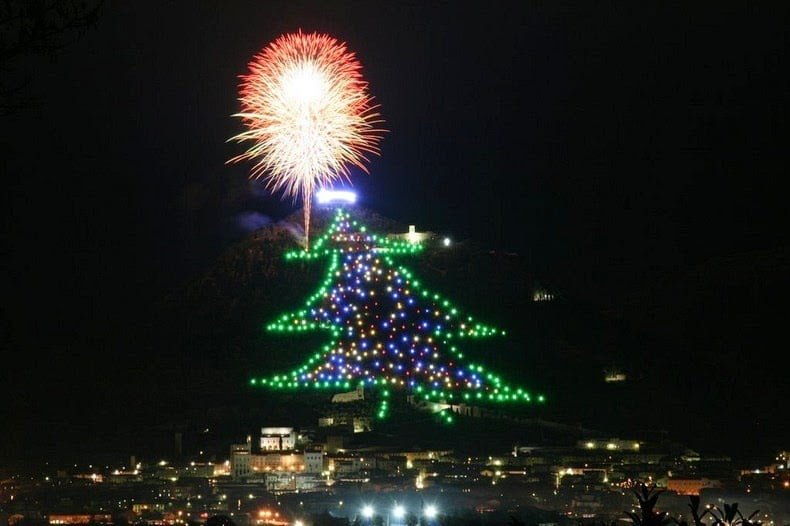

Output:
xmin=228 ymin=30 xmax=384 ymax=247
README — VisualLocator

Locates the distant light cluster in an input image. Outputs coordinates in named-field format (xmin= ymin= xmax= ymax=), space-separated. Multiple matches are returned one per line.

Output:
xmin=251 ymin=209 xmax=544 ymax=421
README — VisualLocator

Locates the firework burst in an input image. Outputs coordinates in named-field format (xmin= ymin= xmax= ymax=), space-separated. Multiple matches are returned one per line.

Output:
xmin=228 ymin=30 xmax=384 ymax=247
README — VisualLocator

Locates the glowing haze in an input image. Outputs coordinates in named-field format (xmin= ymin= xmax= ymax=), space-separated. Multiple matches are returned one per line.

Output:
xmin=228 ymin=31 xmax=384 ymax=247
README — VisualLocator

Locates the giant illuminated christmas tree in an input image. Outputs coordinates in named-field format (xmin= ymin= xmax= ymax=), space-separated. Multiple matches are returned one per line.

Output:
xmin=251 ymin=208 xmax=544 ymax=423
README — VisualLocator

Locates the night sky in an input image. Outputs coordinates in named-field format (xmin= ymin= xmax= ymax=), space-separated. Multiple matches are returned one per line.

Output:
xmin=2 ymin=2 xmax=789 ymax=465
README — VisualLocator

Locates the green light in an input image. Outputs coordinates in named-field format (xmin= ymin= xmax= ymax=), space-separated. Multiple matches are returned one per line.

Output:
xmin=255 ymin=208 xmax=543 ymax=419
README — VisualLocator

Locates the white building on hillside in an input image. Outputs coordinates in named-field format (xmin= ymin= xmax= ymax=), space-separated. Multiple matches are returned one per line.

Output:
xmin=260 ymin=427 xmax=297 ymax=451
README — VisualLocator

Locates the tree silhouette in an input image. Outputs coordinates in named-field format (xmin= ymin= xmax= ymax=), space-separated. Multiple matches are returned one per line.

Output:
xmin=625 ymin=483 xmax=671 ymax=526
xmin=707 ymin=502 xmax=761 ymax=526
xmin=626 ymin=483 xmax=763 ymax=526
xmin=0 ymin=0 xmax=104 ymax=114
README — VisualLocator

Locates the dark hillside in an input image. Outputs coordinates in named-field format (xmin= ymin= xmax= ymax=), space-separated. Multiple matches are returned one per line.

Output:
xmin=105 ymin=206 xmax=663 ymax=460
xmin=7 ymin=206 xmax=786 ymax=468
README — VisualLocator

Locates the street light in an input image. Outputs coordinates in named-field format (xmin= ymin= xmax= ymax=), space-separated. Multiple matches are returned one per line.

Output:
xmin=362 ymin=505 xmax=375 ymax=519
xmin=392 ymin=505 xmax=406 ymax=521
xmin=424 ymin=505 xmax=438 ymax=520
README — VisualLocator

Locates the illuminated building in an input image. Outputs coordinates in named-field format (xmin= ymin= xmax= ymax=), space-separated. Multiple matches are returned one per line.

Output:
xmin=666 ymin=477 xmax=722 ymax=496
xmin=230 ymin=438 xmax=252 ymax=479
xmin=229 ymin=430 xmax=325 ymax=482
xmin=260 ymin=427 xmax=297 ymax=451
